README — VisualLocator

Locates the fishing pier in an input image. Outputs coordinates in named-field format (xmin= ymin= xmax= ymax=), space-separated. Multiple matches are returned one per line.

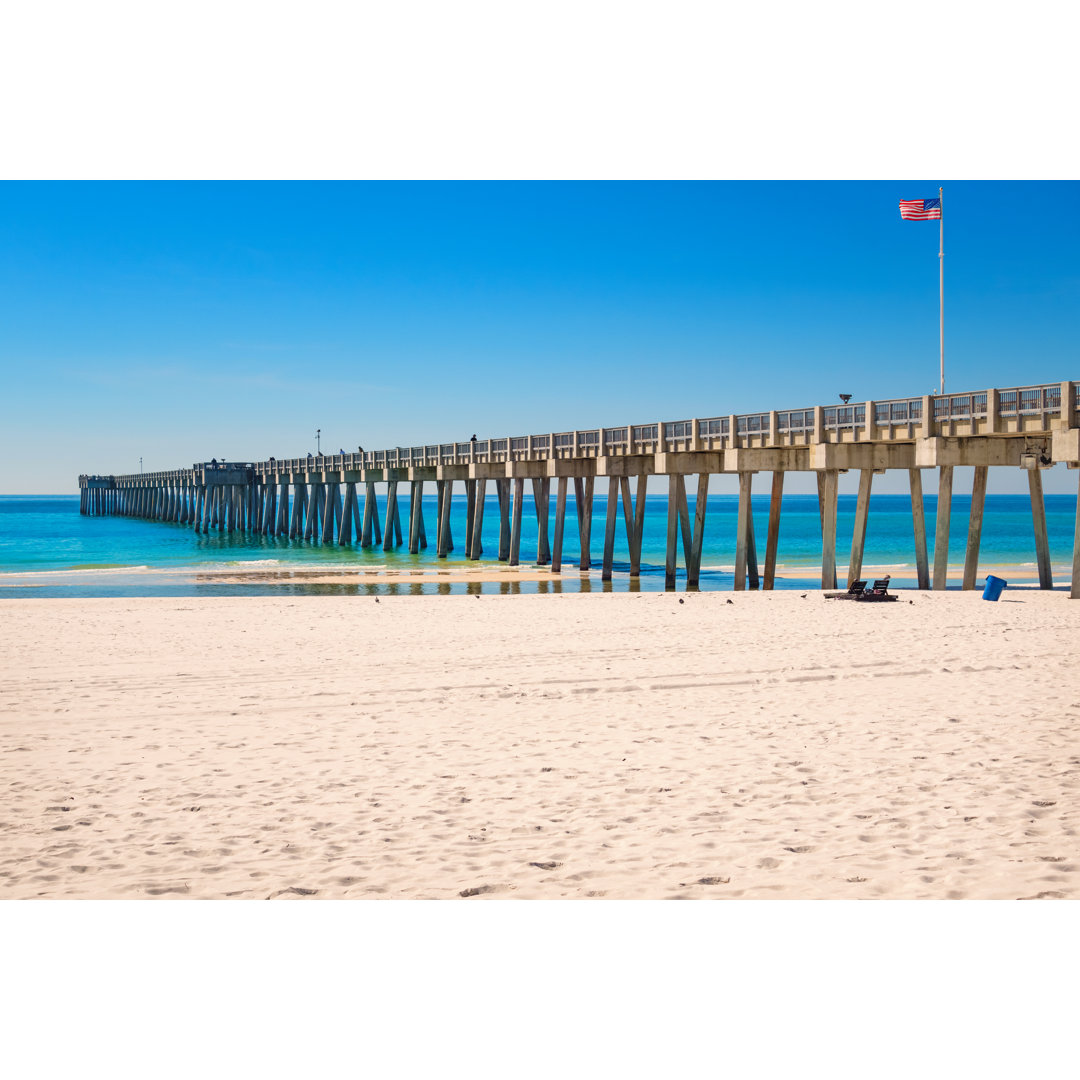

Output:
xmin=79 ymin=380 xmax=1080 ymax=596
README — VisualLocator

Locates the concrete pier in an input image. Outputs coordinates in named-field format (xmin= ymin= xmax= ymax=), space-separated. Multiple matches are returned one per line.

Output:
xmin=78 ymin=379 xmax=1080 ymax=593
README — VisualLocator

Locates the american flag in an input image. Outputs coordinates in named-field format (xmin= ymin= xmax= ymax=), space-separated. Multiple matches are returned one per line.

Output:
xmin=899 ymin=197 xmax=942 ymax=220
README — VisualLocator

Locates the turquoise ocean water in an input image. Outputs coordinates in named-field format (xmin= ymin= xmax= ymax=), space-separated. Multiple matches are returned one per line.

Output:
xmin=1 ymin=493 xmax=1075 ymax=597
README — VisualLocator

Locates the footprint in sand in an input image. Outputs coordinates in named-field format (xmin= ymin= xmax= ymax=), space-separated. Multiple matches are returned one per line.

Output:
xmin=459 ymin=884 xmax=507 ymax=897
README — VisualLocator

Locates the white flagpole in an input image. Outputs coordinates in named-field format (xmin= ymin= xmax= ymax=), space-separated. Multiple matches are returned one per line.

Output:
xmin=939 ymin=185 xmax=945 ymax=395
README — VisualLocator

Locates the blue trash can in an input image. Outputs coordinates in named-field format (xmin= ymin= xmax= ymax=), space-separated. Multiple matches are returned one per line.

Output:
xmin=982 ymin=575 xmax=1007 ymax=601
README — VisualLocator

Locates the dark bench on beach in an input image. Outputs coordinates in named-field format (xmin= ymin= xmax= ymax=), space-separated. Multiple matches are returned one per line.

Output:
xmin=858 ymin=577 xmax=897 ymax=602
xmin=825 ymin=577 xmax=897 ymax=602
xmin=825 ymin=579 xmax=867 ymax=600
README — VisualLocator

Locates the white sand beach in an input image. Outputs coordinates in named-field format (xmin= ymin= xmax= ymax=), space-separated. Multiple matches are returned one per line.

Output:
xmin=2 ymin=589 xmax=1079 ymax=899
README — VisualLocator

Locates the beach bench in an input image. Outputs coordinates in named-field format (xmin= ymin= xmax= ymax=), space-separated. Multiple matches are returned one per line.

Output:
xmin=856 ymin=576 xmax=897 ymax=602
xmin=825 ymin=580 xmax=867 ymax=600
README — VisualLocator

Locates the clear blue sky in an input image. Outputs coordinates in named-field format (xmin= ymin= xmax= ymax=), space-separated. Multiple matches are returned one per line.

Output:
xmin=1 ymin=181 xmax=1077 ymax=494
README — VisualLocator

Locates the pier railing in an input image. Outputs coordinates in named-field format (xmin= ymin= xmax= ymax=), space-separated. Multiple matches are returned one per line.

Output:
xmin=80 ymin=379 xmax=1075 ymax=487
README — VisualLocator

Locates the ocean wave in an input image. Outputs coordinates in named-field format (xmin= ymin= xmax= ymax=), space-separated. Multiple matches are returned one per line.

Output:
xmin=0 ymin=564 xmax=152 ymax=577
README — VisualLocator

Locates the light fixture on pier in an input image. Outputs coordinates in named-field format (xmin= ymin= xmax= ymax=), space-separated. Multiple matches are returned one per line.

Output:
xmin=839 ymin=394 xmax=852 ymax=405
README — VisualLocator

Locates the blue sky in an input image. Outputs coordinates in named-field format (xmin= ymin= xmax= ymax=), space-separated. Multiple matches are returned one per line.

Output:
xmin=1 ymin=180 xmax=1077 ymax=494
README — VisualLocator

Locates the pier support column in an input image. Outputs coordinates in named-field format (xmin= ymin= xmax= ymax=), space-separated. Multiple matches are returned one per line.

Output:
xmin=361 ymin=482 xmax=379 ymax=547
xmin=268 ymin=482 xmax=279 ymax=535
xmin=1028 ymin=468 xmax=1053 ymax=589
xmin=408 ymin=480 xmax=424 ymax=553
xmin=383 ymin=481 xmax=399 ymax=550
xmin=533 ymin=478 xmax=551 ymax=565
xmin=322 ymin=483 xmax=340 ymax=543
xmin=315 ymin=482 xmax=326 ymax=539
xmin=351 ymin=484 xmax=363 ymax=542
xmin=339 ymin=483 xmax=356 ymax=545
xmin=962 ymin=466 xmax=988 ymax=590
xmin=628 ymin=475 xmax=647 ymax=577
xmin=301 ymin=482 xmax=313 ymax=539
xmin=508 ymin=478 xmax=523 ymax=566
xmin=735 ymin=472 xmax=753 ymax=590
xmin=471 ymin=479 xmax=488 ymax=561
xmin=290 ymin=483 xmax=304 ymax=538
xmin=602 ymin=476 xmax=619 ymax=581
xmin=665 ymin=474 xmax=680 ymax=590
xmin=551 ymin=477 xmax=568 ymax=573
xmin=496 ymin=479 xmax=510 ymax=561
xmin=278 ymin=483 xmax=291 ymax=536
xmin=464 ymin=480 xmax=477 ymax=559
xmin=819 ymin=470 xmax=838 ymax=591
xmin=575 ymin=477 xmax=593 ymax=571
xmin=436 ymin=480 xmax=453 ymax=557
xmin=619 ymin=477 xmax=636 ymax=576
xmin=686 ymin=473 xmax=709 ymax=589
xmin=1071 ymin=470 xmax=1080 ymax=599
xmin=764 ymin=470 xmax=784 ymax=590
xmin=262 ymin=483 xmax=275 ymax=536
xmin=300 ymin=484 xmax=311 ymax=539
xmin=847 ymin=468 xmax=873 ymax=587
xmin=933 ymin=466 xmax=954 ymax=590
xmin=306 ymin=483 xmax=321 ymax=540
xmin=909 ymin=468 xmax=930 ymax=590
xmin=675 ymin=475 xmax=693 ymax=572
xmin=746 ymin=486 xmax=759 ymax=590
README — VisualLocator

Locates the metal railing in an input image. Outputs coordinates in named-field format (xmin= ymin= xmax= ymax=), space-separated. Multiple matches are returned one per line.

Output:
xmin=874 ymin=397 xmax=922 ymax=425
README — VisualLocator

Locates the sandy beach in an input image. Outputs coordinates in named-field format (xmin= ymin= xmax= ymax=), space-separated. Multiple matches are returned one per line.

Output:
xmin=2 ymin=588 xmax=1079 ymax=899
